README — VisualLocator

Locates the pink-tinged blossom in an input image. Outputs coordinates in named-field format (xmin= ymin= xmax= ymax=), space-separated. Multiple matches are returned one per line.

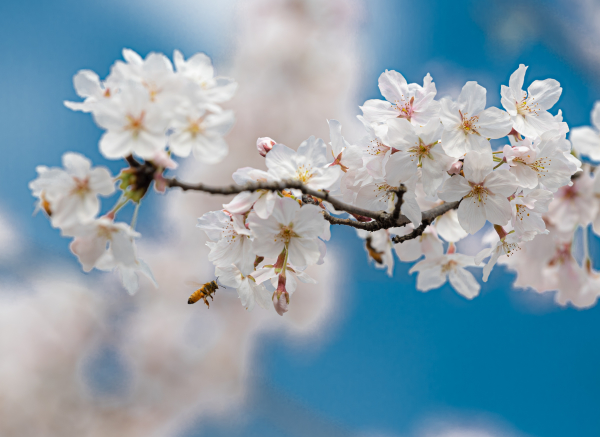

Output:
xmin=546 ymin=167 xmax=598 ymax=232
xmin=570 ymin=101 xmax=600 ymax=161
xmin=510 ymin=189 xmax=553 ymax=237
xmin=257 ymin=137 xmax=276 ymax=157
xmin=501 ymin=64 xmax=562 ymax=138
xmin=65 ymin=218 xmax=140 ymax=273
xmin=223 ymin=167 xmax=280 ymax=218
xmin=93 ymin=82 xmax=169 ymax=160
xmin=592 ymin=171 xmax=600 ymax=236
xmin=64 ymin=70 xmax=114 ymax=113
xmin=439 ymin=81 xmax=513 ymax=158
xmin=360 ymin=70 xmax=440 ymax=126
xmin=173 ymin=50 xmax=237 ymax=106
xmin=265 ymin=137 xmax=341 ymax=192
xmin=248 ymin=197 xmax=326 ymax=267
xmin=197 ymin=210 xmax=255 ymax=275
xmin=384 ymin=118 xmax=455 ymax=196
xmin=438 ymin=150 xmax=519 ymax=234
xmin=394 ymin=225 xmax=443 ymax=262
xmin=503 ymin=134 xmax=576 ymax=191
xmin=475 ymin=232 xmax=523 ymax=282
xmin=215 ymin=264 xmax=272 ymax=310
xmin=28 ymin=153 xmax=115 ymax=229
xmin=168 ymin=106 xmax=234 ymax=163
xmin=409 ymin=253 xmax=481 ymax=299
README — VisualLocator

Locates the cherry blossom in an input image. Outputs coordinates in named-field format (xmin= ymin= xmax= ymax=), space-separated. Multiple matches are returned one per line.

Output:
xmin=384 ymin=118 xmax=455 ymax=196
xmin=265 ymin=137 xmax=341 ymax=192
xmin=65 ymin=218 xmax=140 ymax=272
xmin=64 ymin=70 xmax=114 ymax=113
xmin=29 ymin=152 xmax=115 ymax=229
xmin=223 ymin=167 xmax=280 ymax=218
xmin=215 ymin=265 xmax=272 ymax=310
xmin=168 ymin=106 xmax=234 ymax=163
xmin=394 ymin=225 xmax=443 ymax=262
xmin=360 ymin=70 xmax=440 ymax=126
xmin=409 ymin=251 xmax=481 ymax=299
xmin=197 ymin=210 xmax=255 ymax=275
xmin=570 ymin=101 xmax=600 ymax=161
xmin=93 ymin=82 xmax=170 ymax=159
xmin=501 ymin=64 xmax=562 ymax=138
xmin=475 ymin=231 xmax=522 ymax=282
xmin=510 ymin=189 xmax=553 ymax=237
xmin=257 ymin=137 xmax=276 ymax=157
xmin=439 ymin=81 xmax=512 ymax=158
xmin=356 ymin=228 xmax=396 ymax=276
xmin=248 ymin=197 xmax=326 ymax=267
xmin=438 ymin=150 xmax=518 ymax=234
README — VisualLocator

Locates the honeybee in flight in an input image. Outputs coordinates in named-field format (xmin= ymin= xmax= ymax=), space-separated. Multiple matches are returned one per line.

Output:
xmin=187 ymin=280 xmax=220 ymax=307
xmin=365 ymin=237 xmax=384 ymax=264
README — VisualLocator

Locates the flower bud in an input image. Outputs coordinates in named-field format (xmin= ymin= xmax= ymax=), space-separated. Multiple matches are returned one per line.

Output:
xmin=272 ymin=274 xmax=290 ymax=316
xmin=257 ymin=137 xmax=276 ymax=157
xmin=448 ymin=161 xmax=463 ymax=175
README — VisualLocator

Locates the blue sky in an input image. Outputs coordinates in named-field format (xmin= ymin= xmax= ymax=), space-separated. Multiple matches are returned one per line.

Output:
xmin=1 ymin=1 xmax=599 ymax=436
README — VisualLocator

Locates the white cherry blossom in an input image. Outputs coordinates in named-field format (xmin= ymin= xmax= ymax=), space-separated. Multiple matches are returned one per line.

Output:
xmin=173 ymin=49 xmax=237 ymax=106
xmin=393 ymin=225 xmax=443 ymax=262
xmin=438 ymin=150 xmax=518 ymax=234
xmin=356 ymin=115 xmax=392 ymax=180
xmin=93 ymin=82 xmax=169 ymax=159
xmin=64 ymin=70 xmax=114 ymax=113
xmin=435 ymin=209 xmax=468 ymax=242
xmin=168 ymin=106 xmax=234 ymax=163
xmin=475 ymin=231 xmax=522 ymax=282
xmin=215 ymin=264 xmax=272 ymax=311
xmin=356 ymin=228 xmax=396 ymax=276
xmin=501 ymin=64 xmax=562 ymax=138
xmin=503 ymin=134 xmax=576 ymax=191
xmin=384 ymin=118 xmax=455 ymax=196
xmin=570 ymin=101 xmax=600 ymax=161
xmin=409 ymin=251 xmax=481 ymax=299
xmin=265 ymin=137 xmax=341 ymax=192
xmin=546 ymin=166 xmax=598 ymax=232
xmin=248 ymin=197 xmax=326 ymax=267
xmin=223 ymin=167 xmax=280 ymax=218
xmin=65 ymin=218 xmax=140 ymax=272
xmin=439 ymin=81 xmax=512 ymax=158
xmin=29 ymin=152 xmax=115 ymax=229
xmin=197 ymin=210 xmax=254 ymax=275
xmin=510 ymin=189 xmax=553 ymax=237
xmin=360 ymin=70 xmax=440 ymax=126
xmin=95 ymin=251 xmax=156 ymax=295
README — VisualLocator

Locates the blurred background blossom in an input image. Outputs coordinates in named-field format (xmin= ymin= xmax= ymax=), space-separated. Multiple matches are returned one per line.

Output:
xmin=1 ymin=1 xmax=599 ymax=436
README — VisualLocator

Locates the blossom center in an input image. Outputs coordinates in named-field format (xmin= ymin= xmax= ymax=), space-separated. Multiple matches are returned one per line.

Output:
xmin=516 ymin=98 xmax=539 ymax=117
xmin=441 ymin=260 xmax=457 ymax=273
xmin=295 ymin=165 xmax=313 ymax=183
xmin=278 ymin=224 xmax=298 ymax=243
xmin=466 ymin=183 xmax=489 ymax=203
xmin=125 ymin=112 xmax=146 ymax=137
xmin=394 ymin=96 xmax=415 ymax=121
xmin=187 ymin=119 xmax=204 ymax=137
xmin=459 ymin=110 xmax=479 ymax=135
xmin=71 ymin=177 xmax=90 ymax=197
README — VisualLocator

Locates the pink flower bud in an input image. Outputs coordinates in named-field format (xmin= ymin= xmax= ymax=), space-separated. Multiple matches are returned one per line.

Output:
xmin=151 ymin=151 xmax=178 ymax=170
xmin=153 ymin=174 xmax=168 ymax=193
xmin=272 ymin=274 xmax=290 ymax=316
xmin=257 ymin=137 xmax=276 ymax=157
xmin=448 ymin=161 xmax=463 ymax=175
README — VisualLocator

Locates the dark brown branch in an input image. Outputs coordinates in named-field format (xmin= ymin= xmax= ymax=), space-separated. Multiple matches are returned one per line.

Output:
xmin=166 ymin=177 xmax=384 ymax=220
xmin=391 ymin=185 xmax=406 ymax=221
xmin=166 ymin=175 xmax=461 ymax=242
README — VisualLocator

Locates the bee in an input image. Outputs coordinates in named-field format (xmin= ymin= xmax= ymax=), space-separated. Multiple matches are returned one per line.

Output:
xmin=187 ymin=280 xmax=219 ymax=307
xmin=365 ymin=237 xmax=384 ymax=264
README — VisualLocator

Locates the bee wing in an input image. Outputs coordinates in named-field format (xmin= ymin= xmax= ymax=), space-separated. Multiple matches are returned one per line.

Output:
xmin=185 ymin=280 xmax=203 ymax=287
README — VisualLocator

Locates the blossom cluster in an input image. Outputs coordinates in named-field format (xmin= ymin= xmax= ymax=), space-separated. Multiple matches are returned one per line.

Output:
xmin=29 ymin=49 xmax=237 ymax=294
xmin=30 ymin=49 xmax=600 ymax=313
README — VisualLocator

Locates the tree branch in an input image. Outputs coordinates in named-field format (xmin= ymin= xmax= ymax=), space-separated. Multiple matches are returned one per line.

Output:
xmin=165 ymin=176 xmax=461 ymax=241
